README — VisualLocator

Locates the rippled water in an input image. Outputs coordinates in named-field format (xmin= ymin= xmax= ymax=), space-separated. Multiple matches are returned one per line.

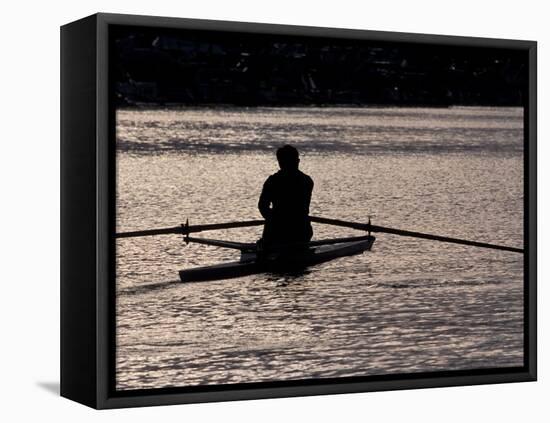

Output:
xmin=115 ymin=106 xmax=524 ymax=390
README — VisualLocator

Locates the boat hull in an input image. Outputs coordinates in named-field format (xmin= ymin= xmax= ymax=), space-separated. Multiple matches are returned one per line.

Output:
xmin=179 ymin=236 xmax=375 ymax=282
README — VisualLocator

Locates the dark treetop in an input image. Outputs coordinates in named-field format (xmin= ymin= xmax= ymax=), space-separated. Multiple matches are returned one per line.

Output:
xmin=112 ymin=26 xmax=528 ymax=107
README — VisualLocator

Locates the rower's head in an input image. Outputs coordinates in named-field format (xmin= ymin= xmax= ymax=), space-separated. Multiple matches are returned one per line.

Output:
xmin=276 ymin=144 xmax=300 ymax=171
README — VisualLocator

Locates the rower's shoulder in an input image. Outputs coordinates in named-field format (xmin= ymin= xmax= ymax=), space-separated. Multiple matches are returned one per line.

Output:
xmin=269 ymin=170 xmax=313 ymax=186
xmin=263 ymin=172 xmax=279 ymax=188
xmin=300 ymin=171 xmax=314 ymax=186
xmin=265 ymin=172 xmax=278 ymax=182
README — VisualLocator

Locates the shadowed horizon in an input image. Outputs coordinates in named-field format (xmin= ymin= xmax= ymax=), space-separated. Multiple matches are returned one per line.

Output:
xmin=111 ymin=26 xmax=528 ymax=108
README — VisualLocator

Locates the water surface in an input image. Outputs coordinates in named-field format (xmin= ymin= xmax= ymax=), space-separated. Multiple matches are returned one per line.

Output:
xmin=116 ymin=106 xmax=524 ymax=390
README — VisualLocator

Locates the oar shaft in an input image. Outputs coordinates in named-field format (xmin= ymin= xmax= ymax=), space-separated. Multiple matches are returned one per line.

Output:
xmin=311 ymin=216 xmax=523 ymax=254
xmin=116 ymin=219 xmax=265 ymax=238
xmin=116 ymin=226 xmax=182 ymax=238
xmin=116 ymin=215 xmax=523 ymax=254
xmin=310 ymin=216 xmax=368 ymax=231
xmin=370 ymin=225 xmax=523 ymax=253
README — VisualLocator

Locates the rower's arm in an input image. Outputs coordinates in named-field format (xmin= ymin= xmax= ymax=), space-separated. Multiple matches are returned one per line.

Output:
xmin=258 ymin=178 xmax=273 ymax=219
xmin=305 ymin=177 xmax=314 ymax=215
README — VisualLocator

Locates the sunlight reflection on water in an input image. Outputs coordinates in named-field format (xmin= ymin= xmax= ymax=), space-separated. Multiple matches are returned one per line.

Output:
xmin=116 ymin=107 xmax=524 ymax=390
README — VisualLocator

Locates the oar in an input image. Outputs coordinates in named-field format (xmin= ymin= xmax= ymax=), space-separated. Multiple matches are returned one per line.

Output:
xmin=310 ymin=216 xmax=523 ymax=254
xmin=116 ymin=219 xmax=264 ymax=238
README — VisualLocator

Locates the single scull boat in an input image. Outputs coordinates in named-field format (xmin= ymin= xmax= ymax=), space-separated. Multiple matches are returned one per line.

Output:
xmin=179 ymin=236 xmax=375 ymax=282
xmin=115 ymin=215 xmax=523 ymax=283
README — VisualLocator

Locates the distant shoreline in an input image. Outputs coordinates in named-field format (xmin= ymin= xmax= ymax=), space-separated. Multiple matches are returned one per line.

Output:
xmin=115 ymin=102 xmax=524 ymax=111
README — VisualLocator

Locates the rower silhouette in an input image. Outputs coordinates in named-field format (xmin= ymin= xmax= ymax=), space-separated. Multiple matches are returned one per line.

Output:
xmin=258 ymin=145 xmax=314 ymax=250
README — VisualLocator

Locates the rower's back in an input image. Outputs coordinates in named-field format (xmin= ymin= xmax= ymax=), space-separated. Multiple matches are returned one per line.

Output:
xmin=258 ymin=145 xmax=314 ymax=246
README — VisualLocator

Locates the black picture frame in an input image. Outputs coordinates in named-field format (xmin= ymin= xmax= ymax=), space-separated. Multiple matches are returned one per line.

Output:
xmin=61 ymin=12 xmax=537 ymax=409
